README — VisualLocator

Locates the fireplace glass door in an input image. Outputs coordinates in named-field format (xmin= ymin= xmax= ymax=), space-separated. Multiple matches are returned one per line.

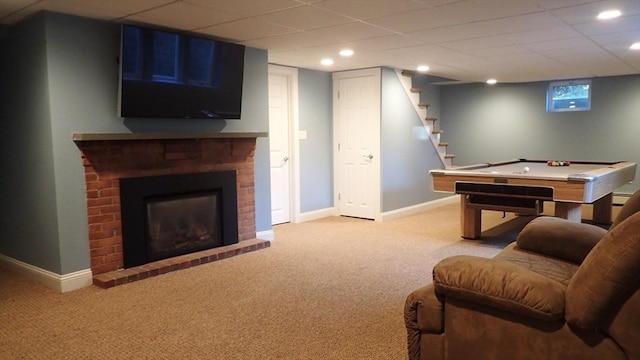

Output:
xmin=146 ymin=191 xmax=222 ymax=262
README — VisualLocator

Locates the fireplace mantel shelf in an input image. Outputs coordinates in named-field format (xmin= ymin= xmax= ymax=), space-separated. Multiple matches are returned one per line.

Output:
xmin=72 ymin=132 xmax=268 ymax=142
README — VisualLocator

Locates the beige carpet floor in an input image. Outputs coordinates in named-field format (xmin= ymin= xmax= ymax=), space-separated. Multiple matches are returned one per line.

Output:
xmin=0 ymin=201 xmax=599 ymax=359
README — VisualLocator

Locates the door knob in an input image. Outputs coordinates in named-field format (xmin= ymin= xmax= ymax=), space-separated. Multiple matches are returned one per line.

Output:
xmin=363 ymin=154 xmax=373 ymax=160
xmin=283 ymin=156 xmax=289 ymax=162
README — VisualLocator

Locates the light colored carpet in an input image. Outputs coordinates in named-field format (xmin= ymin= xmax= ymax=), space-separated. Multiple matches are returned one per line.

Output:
xmin=0 ymin=202 xmax=574 ymax=359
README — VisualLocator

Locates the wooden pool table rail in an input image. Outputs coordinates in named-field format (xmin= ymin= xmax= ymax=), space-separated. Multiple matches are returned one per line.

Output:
xmin=430 ymin=160 xmax=636 ymax=239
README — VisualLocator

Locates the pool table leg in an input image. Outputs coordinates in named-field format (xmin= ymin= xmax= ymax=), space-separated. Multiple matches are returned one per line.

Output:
xmin=555 ymin=202 xmax=582 ymax=222
xmin=592 ymin=193 xmax=613 ymax=224
xmin=461 ymin=195 xmax=481 ymax=239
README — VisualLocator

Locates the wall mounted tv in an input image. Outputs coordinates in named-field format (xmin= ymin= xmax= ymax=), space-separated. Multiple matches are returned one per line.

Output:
xmin=119 ymin=24 xmax=245 ymax=119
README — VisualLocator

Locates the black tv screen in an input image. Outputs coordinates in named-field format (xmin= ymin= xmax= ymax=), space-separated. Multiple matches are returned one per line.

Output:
xmin=119 ymin=24 xmax=245 ymax=119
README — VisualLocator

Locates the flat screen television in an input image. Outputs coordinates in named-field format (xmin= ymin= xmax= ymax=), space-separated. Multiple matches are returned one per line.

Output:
xmin=119 ymin=24 xmax=245 ymax=119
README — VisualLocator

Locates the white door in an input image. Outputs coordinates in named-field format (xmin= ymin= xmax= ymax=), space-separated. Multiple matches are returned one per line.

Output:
xmin=269 ymin=72 xmax=291 ymax=225
xmin=334 ymin=69 xmax=381 ymax=220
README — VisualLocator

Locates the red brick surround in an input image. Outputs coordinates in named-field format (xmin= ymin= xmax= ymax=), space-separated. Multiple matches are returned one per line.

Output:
xmin=76 ymin=137 xmax=259 ymax=278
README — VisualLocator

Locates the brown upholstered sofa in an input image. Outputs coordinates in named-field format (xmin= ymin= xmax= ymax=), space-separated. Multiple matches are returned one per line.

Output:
xmin=405 ymin=189 xmax=640 ymax=360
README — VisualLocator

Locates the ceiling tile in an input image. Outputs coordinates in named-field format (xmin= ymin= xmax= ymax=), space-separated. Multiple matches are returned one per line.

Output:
xmin=126 ymin=2 xmax=241 ymax=31
xmin=0 ymin=0 xmax=39 ymax=14
xmin=550 ymin=0 xmax=640 ymax=24
xmin=0 ymin=0 xmax=40 ymax=23
xmin=572 ymin=14 xmax=640 ymax=36
xmin=392 ymin=43 xmax=468 ymax=60
xmin=58 ymin=0 xmax=174 ymax=16
xmin=199 ymin=18 xmax=298 ymax=42
xmin=521 ymin=37 xmax=594 ymax=52
xmin=302 ymin=21 xmax=396 ymax=42
xmin=351 ymin=34 xmax=429 ymax=51
xmin=254 ymin=4 xmax=353 ymax=31
xmin=368 ymin=0 xmax=545 ymax=33
xmin=543 ymin=46 xmax=623 ymax=64
xmin=183 ymin=0 xmax=303 ymax=17
xmin=407 ymin=12 xmax=566 ymax=45
xmin=590 ymin=30 xmax=640 ymax=46
xmin=3 ymin=0 xmax=162 ymax=22
xmin=243 ymin=30 xmax=334 ymax=51
xmin=532 ymin=0 xmax=600 ymax=11
xmin=312 ymin=0 xmax=428 ymax=20
xmin=466 ymin=45 xmax=532 ymax=59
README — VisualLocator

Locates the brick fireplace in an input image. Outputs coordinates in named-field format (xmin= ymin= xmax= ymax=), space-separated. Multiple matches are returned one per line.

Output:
xmin=74 ymin=132 xmax=269 ymax=288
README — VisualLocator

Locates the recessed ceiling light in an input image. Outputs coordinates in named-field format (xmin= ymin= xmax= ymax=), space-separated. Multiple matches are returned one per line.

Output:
xmin=417 ymin=65 xmax=429 ymax=72
xmin=486 ymin=79 xmax=497 ymax=85
xmin=631 ymin=42 xmax=640 ymax=50
xmin=339 ymin=49 xmax=354 ymax=57
xmin=320 ymin=58 xmax=334 ymax=66
xmin=597 ymin=9 xmax=621 ymax=20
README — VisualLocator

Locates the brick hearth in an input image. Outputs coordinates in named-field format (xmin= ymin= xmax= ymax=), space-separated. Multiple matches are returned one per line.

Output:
xmin=92 ymin=238 xmax=269 ymax=288
xmin=74 ymin=134 xmax=268 ymax=287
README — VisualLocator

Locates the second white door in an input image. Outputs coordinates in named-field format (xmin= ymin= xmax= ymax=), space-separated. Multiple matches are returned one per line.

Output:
xmin=334 ymin=69 xmax=381 ymax=220
xmin=269 ymin=72 xmax=291 ymax=225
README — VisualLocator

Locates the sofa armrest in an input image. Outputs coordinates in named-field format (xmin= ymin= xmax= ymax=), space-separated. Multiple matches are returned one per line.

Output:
xmin=405 ymin=283 xmax=444 ymax=333
xmin=516 ymin=217 xmax=606 ymax=264
xmin=405 ymin=284 xmax=444 ymax=360
xmin=433 ymin=255 xmax=566 ymax=322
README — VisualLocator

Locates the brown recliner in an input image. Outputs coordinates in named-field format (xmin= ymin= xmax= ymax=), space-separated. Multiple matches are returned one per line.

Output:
xmin=405 ymin=189 xmax=640 ymax=360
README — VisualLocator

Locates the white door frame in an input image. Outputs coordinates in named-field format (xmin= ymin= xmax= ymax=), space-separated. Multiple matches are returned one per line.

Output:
xmin=268 ymin=64 xmax=300 ymax=224
xmin=332 ymin=68 xmax=382 ymax=221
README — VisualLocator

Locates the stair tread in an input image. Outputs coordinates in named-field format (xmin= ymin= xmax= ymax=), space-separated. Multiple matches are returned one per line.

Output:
xmin=439 ymin=142 xmax=449 ymax=146
xmin=418 ymin=102 xmax=431 ymax=107
xmin=444 ymin=154 xmax=456 ymax=158
xmin=425 ymin=117 xmax=437 ymax=121
xmin=402 ymin=70 xmax=415 ymax=77
xmin=432 ymin=130 xmax=444 ymax=134
xmin=410 ymin=87 xmax=422 ymax=93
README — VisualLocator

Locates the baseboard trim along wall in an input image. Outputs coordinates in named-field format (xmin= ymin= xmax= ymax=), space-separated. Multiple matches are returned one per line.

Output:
xmin=298 ymin=207 xmax=334 ymax=223
xmin=0 ymin=254 xmax=93 ymax=293
xmin=256 ymin=230 xmax=275 ymax=241
xmin=382 ymin=195 xmax=459 ymax=221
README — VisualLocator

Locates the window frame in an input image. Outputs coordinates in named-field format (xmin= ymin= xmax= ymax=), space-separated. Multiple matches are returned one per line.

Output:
xmin=546 ymin=79 xmax=592 ymax=113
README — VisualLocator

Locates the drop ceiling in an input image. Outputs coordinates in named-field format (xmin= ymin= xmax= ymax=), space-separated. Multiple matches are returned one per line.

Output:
xmin=1 ymin=0 xmax=639 ymax=83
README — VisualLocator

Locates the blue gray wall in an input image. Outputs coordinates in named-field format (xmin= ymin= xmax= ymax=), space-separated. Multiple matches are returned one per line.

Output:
xmin=298 ymin=69 xmax=333 ymax=212
xmin=0 ymin=12 xmax=270 ymax=275
xmin=0 ymin=15 xmax=61 ymax=272
xmin=2 ymin=12 xmax=638 ymax=277
xmin=440 ymin=76 xmax=640 ymax=194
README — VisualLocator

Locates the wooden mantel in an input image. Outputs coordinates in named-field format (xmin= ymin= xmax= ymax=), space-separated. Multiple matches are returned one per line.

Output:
xmin=72 ymin=132 xmax=268 ymax=142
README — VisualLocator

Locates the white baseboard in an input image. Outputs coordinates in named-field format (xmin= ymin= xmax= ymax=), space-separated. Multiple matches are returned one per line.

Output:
xmin=382 ymin=195 xmax=459 ymax=221
xmin=297 ymin=207 xmax=334 ymax=223
xmin=256 ymin=230 xmax=274 ymax=241
xmin=0 ymin=254 xmax=93 ymax=293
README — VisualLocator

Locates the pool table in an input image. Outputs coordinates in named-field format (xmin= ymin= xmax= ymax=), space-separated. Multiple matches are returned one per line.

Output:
xmin=430 ymin=159 xmax=637 ymax=239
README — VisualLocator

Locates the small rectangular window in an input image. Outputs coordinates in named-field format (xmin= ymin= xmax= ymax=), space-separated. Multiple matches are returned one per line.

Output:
xmin=152 ymin=31 xmax=181 ymax=83
xmin=546 ymin=79 xmax=591 ymax=112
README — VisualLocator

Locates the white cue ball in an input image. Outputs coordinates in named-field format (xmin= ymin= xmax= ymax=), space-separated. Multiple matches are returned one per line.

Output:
xmin=523 ymin=166 xmax=530 ymax=173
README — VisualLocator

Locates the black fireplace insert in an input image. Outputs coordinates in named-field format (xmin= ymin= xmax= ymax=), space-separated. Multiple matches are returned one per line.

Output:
xmin=120 ymin=171 xmax=238 ymax=268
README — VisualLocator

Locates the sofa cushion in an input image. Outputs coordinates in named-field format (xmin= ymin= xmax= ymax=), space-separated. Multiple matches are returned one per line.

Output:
xmin=433 ymin=255 xmax=566 ymax=322
xmin=494 ymin=243 xmax=580 ymax=286
xmin=515 ymin=217 xmax=606 ymax=264
xmin=566 ymin=211 xmax=640 ymax=329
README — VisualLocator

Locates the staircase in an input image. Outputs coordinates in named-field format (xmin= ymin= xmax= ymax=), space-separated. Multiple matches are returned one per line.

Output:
xmin=396 ymin=69 xmax=455 ymax=168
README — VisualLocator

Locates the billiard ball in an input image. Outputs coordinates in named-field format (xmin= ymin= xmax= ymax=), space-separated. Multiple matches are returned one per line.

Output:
xmin=523 ymin=166 xmax=530 ymax=173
